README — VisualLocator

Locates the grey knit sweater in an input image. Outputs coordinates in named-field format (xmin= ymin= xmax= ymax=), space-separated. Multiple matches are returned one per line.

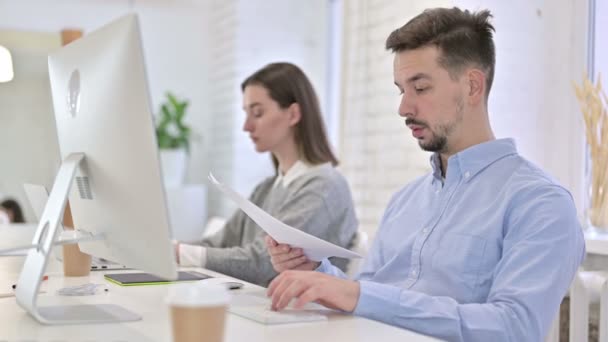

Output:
xmin=199 ymin=164 xmax=358 ymax=287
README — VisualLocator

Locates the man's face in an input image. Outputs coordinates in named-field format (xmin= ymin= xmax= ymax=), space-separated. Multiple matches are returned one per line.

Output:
xmin=393 ymin=46 xmax=466 ymax=153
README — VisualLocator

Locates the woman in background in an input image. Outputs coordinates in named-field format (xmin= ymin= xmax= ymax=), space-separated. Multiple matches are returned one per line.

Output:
xmin=1 ymin=199 xmax=25 ymax=223
xmin=175 ymin=62 xmax=358 ymax=286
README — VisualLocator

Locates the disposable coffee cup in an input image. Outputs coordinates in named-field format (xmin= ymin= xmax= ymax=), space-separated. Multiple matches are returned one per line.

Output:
xmin=167 ymin=282 xmax=231 ymax=342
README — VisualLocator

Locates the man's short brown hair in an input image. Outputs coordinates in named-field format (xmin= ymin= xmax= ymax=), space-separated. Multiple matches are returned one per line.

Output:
xmin=386 ymin=7 xmax=496 ymax=98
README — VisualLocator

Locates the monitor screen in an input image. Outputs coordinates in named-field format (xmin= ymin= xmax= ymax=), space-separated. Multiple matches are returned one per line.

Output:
xmin=47 ymin=13 xmax=177 ymax=280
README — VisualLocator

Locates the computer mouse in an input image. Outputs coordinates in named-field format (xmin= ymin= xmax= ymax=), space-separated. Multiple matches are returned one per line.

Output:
xmin=197 ymin=277 xmax=244 ymax=290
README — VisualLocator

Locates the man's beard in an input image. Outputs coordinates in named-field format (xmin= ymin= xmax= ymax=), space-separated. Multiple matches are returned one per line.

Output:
xmin=419 ymin=130 xmax=448 ymax=152
xmin=407 ymin=96 xmax=464 ymax=153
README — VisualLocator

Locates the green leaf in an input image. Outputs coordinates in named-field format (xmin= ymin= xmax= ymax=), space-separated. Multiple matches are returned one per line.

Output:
xmin=155 ymin=92 xmax=197 ymax=152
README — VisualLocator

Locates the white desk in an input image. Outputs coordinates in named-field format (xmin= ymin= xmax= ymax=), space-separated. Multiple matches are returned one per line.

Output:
xmin=0 ymin=228 xmax=439 ymax=341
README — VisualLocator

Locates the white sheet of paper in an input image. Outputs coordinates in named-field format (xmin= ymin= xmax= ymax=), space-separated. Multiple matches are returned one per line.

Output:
xmin=208 ymin=173 xmax=361 ymax=261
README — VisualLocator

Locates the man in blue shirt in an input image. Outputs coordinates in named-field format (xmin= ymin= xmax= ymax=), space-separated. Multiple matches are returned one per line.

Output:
xmin=264 ymin=7 xmax=585 ymax=342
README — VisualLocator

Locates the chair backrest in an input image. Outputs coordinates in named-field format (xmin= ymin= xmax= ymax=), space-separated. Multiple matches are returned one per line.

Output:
xmin=346 ymin=230 xmax=369 ymax=278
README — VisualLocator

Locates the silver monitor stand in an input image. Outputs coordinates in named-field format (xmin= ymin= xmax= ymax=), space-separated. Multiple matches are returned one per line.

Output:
xmin=15 ymin=153 xmax=141 ymax=325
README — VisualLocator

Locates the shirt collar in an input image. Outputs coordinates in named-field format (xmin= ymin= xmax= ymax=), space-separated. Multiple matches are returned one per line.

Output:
xmin=430 ymin=138 xmax=518 ymax=184
xmin=273 ymin=160 xmax=316 ymax=188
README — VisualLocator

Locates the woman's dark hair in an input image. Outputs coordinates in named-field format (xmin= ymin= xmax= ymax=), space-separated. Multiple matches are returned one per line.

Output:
xmin=1 ymin=198 xmax=25 ymax=223
xmin=241 ymin=62 xmax=338 ymax=170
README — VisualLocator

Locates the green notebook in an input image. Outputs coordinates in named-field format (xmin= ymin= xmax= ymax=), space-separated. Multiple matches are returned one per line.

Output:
xmin=104 ymin=271 xmax=212 ymax=286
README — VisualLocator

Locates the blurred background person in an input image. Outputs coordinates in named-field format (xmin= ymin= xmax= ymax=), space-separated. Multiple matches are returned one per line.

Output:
xmin=1 ymin=198 xmax=25 ymax=223
xmin=174 ymin=62 xmax=358 ymax=286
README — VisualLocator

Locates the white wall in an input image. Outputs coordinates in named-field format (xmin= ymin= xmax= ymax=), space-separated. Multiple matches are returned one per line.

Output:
xmin=596 ymin=0 xmax=608 ymax=85
xmin=338 ymin=0 xmax=445 ymax=237
xmin=0 ymin=30 xmax=61 ymax=222
xmin=454 ymin=0 xmax=588 ymax=217
xmin=0 ymin=0 xmax=211 ymax=221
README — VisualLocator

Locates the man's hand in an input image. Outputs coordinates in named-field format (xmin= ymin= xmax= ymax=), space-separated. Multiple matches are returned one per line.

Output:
xmin=267 ymin=270 xmax=360 ymax=312
xmin=265 ymin=236 xmax=320 ymax=272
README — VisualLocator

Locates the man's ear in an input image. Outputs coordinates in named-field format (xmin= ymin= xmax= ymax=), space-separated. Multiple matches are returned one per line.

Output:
xmin=288 ymin=103 xmax=302 ymax=126
xmin=467 ymin=69 xmax=485 ymax=105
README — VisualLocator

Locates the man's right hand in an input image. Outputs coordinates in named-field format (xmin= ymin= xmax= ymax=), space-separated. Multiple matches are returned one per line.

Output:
xmin=265 ymin=236 xmax=320 ymax=272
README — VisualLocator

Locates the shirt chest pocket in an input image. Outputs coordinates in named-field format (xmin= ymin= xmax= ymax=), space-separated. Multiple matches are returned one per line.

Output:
xmin=431 ymin=232 xmax=487 ymax=281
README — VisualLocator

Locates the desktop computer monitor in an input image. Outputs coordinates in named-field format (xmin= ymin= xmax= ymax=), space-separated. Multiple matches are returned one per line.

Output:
xmin=15 ymin=13 xmax=178 ymax=324
xmin=48 ymin=13 xmax=176 ymax=279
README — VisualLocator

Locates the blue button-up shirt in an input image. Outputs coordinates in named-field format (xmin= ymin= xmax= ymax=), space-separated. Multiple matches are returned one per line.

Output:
xmin=318 ymin=138 xmax=585 ymax=342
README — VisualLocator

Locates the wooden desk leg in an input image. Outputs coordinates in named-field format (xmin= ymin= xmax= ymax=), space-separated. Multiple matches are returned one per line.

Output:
xmin=59 ymin=29 xmax=92 ymax=277
xmin=62 ymin=202 xmax=92 ymax=276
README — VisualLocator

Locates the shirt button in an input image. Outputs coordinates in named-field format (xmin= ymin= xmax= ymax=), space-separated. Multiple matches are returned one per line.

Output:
xmin=422 ymin=228 xmax=428 ymax=234
xmin=411 ymin=269 xmax=417 ymax=276
xmin=435 ymin=189 xmax=440 ymax=194
xmin=464 ymin=171 xmax=470 ymax=178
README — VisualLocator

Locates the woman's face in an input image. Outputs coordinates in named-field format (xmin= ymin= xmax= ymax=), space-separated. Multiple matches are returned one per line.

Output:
xmin=242 ymin=84 xmax=298 ymax=153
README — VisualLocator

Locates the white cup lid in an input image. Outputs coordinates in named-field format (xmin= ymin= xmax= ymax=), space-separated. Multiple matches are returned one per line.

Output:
xmin=166 ymin=282 xmax=231 ymax=307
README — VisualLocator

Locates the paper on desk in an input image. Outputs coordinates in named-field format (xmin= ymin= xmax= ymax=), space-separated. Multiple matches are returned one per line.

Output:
xmin=208 ymin=173 xmax=361 ymax=261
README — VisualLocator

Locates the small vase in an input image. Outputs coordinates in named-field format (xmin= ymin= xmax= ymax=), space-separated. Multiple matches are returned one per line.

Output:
xmin=584 ymin=161 xmax=608 ymax=234
xmin=160 ymin=149 xmax=188 ymax=188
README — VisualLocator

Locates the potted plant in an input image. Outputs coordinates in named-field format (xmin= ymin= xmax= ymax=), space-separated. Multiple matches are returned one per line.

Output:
xmin=156 ymin=92 xmax=192 ymax=188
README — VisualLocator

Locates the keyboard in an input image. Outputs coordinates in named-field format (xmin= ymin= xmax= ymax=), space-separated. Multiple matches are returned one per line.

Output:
xmin=229 ymin=305 xmax=328 ymax=325
xmin=229 ymin=291 xmax=329 ymax=325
